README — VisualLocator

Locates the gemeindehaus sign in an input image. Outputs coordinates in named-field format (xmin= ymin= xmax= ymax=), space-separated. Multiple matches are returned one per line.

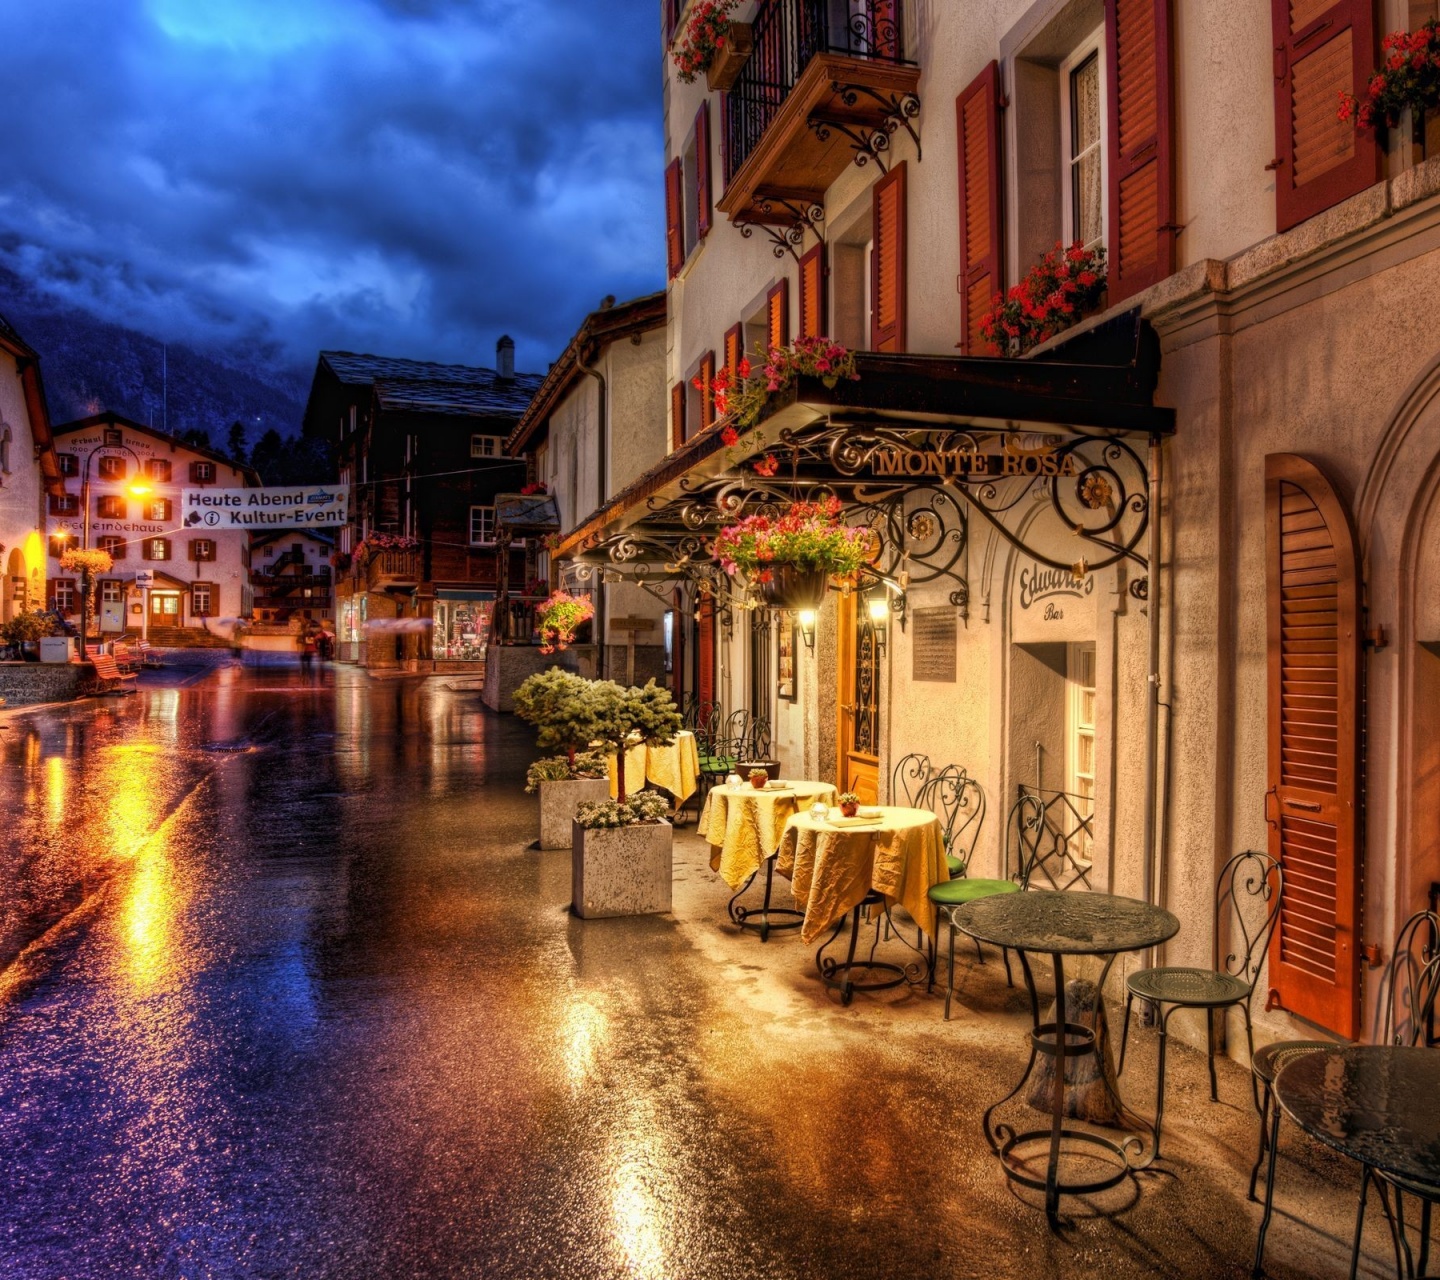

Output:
xmin=181 ymin=485 xmax=349 ymax=529
xmin=868 ymin=440 xmax=1079 ymax=480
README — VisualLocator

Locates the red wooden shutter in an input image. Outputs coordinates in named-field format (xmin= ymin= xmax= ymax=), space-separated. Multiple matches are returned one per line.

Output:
xmin=1105 ymin=0 xmax=1177 ymax=303
xmin=1265 ymin=453 xmax=1362 ymax=1038
xmin=1271 ymin=0 xmax=1379 ymax=232
xmin=699 ymin=350 xmax=716 ymax=431
xmin=766 ymin=279 xmax=789 ymax=350
xmin=671 ymin=381 xmax=686 ymax=450
xmin=698 ymin=596 xmax=715 ymax=710
xmin=724 ymin=323 xmax=744 ymax=383
xmin=871 ymin=161 xmax=907 ymax=352
xmin=695 ymin=102 xmax=712 ymax=240
xmin=956 ymin=61 xmax=1004 ymax=353
xmin=665 ymin=159 xmax=684 ymax=278
xmin=798 ymin=243 xmax=827 ymax=339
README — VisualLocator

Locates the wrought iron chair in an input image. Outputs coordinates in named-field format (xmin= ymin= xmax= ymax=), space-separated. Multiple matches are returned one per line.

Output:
xmin=1016 ymin=783 xmax=1094 ymax=890
xmin=1251 ymin=909 xmax=1440 ymax=1279
xmin=1117 ymin=849 xmax=1283 ymax=1158
xmin=890 ymin=752 xmax=933 ymax=808
xmin=927 ymin=789 xmax=1044 ymax=1020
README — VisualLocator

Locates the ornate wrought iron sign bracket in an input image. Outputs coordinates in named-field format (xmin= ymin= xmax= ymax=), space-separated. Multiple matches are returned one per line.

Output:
xmin=807 ymin=84 xmax=921 ymax=175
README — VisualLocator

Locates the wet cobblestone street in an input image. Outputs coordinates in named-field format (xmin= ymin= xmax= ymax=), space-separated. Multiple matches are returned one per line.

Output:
xmin=0 ymin=668 xmax=1390 ymax=1278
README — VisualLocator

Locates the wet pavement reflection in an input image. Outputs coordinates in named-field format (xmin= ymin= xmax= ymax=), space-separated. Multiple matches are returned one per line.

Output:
xmin=0 ymin=667 xmax=1377 ymax=1278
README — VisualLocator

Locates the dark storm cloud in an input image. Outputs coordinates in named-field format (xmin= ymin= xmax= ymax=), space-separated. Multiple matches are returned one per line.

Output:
xmin=0 ymin=0 xmax=663 ymax=373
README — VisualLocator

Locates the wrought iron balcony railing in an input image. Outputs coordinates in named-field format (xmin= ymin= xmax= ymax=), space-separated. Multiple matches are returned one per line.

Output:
xmin=722 ymin=0 xmax=911 ymax=185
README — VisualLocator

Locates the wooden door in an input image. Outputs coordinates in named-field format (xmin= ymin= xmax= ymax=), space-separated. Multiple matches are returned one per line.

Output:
xmin=837 ymin=593 xmax=880 ymax=803
xmin=150 ymin=592 xmax=180 ymax=627
xmin=1265 ymin=453 xmax=1362 ymax=1038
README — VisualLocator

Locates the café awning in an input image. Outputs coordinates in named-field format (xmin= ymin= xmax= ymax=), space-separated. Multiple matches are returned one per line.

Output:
xmin=555 ymin=312 xmax=1172 ymax=613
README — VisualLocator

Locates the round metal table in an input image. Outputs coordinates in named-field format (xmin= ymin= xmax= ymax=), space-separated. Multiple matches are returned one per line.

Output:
xmin=951 ymin=890 xmax=1180 ymax=1225
xmin=1274 ymin=1046 xmax=1440 ymax=1278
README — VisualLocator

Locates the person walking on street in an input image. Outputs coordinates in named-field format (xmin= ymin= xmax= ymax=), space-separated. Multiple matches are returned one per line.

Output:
xmin=299 ymin=627 xmax=317 ymax=675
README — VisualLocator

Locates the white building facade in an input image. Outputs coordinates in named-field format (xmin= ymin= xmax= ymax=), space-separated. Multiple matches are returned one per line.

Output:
xmin=0 ymin=316 xmax=62 ymax=623
xmin=47 ymin=414 xmax=257 ymax=633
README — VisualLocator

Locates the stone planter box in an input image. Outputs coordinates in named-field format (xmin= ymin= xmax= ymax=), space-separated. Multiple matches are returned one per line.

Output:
xmin=571 ymin=819 xmax=673 ymax=919
xmin=539 ymin=777 xmax=609 ymax=850
xmin=39 ymin=637 xmax=76 ymax=663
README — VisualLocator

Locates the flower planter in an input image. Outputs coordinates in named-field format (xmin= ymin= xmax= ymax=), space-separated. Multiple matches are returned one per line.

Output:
xmin=706 ymin=21 xmax=753 ymax=92
xmin=739 ymin=759 xmax=781 ymax=781
xmin=539 ymin=777 xmax=610 ymax=850
xmin=759 ymin=565 xmax=829 ymax=611
xmin=571 ymin=819 xmax=674 ymax=919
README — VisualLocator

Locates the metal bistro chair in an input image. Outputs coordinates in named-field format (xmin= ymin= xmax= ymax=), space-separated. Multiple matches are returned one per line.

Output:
xmin=1117 ymin=849 xmax=1283 ymax=1158
xmin=890 ymin=752 xmax=933 ymax=808
xmin=927 ymin=790 xmax=1044 ymax=1020
xmin=1251 ymin=909 xmax=1439 ymax=1279
xmin=901 ymin=762 xmax=984 ymax=947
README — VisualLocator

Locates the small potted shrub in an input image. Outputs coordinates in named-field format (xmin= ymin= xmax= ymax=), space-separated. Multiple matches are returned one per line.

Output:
xmin=572 ymin=789 xmax=674 ymax=918
xmin=838 ymin=791 xmax=861 ymax=818
xmin=748 ymin=768 xmax=770 ymax=790
xmin=514 ymin=669 xmax=609 ymax=849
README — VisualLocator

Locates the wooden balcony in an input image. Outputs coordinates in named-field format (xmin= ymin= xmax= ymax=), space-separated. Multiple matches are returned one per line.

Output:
xmin=365 ymin=549 xmax=422 ymax=591
xmin=717 ymin=0 xmax=920 ymax=227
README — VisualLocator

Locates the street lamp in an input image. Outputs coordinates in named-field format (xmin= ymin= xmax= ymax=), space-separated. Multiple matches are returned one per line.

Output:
xmin=74 ymin=443 xmax=150 ymax=659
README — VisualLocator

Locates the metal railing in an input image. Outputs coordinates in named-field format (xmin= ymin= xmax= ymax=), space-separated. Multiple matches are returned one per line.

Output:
xmin=722 ymin=0 xmax=910 ymax=183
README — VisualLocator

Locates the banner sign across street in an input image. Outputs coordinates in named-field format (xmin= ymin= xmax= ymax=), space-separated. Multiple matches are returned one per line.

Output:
xmin=181 ymin=485 xmax=349 ymax=530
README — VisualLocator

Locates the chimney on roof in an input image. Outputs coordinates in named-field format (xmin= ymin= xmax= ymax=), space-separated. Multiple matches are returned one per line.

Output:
xmin=496 ymin=335 xmax=515 ymax=381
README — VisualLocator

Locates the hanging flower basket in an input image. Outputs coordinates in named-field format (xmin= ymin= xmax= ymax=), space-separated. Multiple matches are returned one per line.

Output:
xmin=536 ymin=591 xmax=595 ymax=654
xmin=758 ymin=565 xmax=830 ymax=610
xmin=59 ymin=548 xmax=114 ymax=577
xmin=711 ymin=497 xmax=871 ymax=607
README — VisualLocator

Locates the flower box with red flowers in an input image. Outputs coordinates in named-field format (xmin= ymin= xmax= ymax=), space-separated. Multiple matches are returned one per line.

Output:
xmin=978 ymin=242 xmax=1107 ymax=358
xmin=1338 ymin=20 xmax=1440 ymax=141
xmin=673 ymin=0 xmax=750 ymax=90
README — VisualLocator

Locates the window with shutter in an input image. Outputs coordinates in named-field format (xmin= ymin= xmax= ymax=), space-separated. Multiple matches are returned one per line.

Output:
xmin=1265 ymin=452 xmax=1363 ymax=1038
xmin=766 ymin=280 xmax=789 ymax=350
xmin=189 ymin=461 xmax=215 ymax=484
xmin=1271 ymin=0 xmax=1379 ymax=232
xmin=696 ymin=101 xmax=712 ymax=240
xmin=798 ymin=244 xmax=827 ymax=340
xmin=871 ymin=161 xmax=908 ymax=352
xmin=671 ymin=381 xmax=687 ymax=450
xmin=699 ymin=351 xmax=717 ymax=431
xmin=724 ymin=323 xmax=744 ymax=383
xmin=1105 ymin=0 xmax=1176 ymax=302
xmin=665 ymin=158 xmax=685 ymax=278
xmin=956 ymin=62 xmax=1004 ymax=354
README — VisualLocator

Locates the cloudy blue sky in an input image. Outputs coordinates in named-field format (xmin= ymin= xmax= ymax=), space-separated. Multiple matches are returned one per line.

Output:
xmin=0 ymin=0 xmax=663 ymax=375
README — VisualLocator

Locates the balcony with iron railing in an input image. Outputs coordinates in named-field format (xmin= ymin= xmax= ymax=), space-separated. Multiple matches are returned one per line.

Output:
xmin=717 ymin=0 xmax=919 ymax=227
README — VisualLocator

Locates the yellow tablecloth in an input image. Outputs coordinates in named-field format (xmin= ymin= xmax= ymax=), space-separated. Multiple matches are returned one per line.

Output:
xmin=699 ymin=781 xmax=839 ymax=890
xmin=607 ymin=730 xmax=701 ymax=804
xmin=777 ymin=807 xmax=948 ymax=944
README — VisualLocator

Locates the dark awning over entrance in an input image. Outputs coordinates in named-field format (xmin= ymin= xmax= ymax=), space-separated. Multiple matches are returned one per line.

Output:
xmin=556 ymin=312 xmax=1171 ymax=610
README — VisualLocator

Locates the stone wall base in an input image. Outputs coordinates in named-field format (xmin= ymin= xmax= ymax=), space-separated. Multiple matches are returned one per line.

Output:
xmin=0 ymin=662 xmax=88 ymax=707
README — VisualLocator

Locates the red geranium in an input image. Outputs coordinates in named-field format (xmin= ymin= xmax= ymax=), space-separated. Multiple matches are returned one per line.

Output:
xmin=977 ymin=242 xmax=1107 ymax=357
xmin=1339 ymin=21 xmax=1440 ymax=131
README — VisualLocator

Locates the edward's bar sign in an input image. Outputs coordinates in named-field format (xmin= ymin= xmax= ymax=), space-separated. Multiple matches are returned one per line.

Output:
xmin=868 ymin=443 xmax=1079 ymax=480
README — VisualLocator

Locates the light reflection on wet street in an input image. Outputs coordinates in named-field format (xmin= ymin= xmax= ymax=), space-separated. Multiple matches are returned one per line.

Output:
xmin=0 ymin=667 xmax=1375 ymax=1278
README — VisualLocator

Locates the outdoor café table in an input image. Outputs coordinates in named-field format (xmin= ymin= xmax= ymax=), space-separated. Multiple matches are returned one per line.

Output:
xmin=1270 ymin=1046 xmax=1440 ymax=1278
xmin=699 ymin=780 xmax=838 ymax=939
xmin=950 ymin=890 xmax=1180 ymax=1226
xmin=776 ymin=806 xmax=947 ymax=1001
xmin=607 ymin=730 xmax=700 ymax=806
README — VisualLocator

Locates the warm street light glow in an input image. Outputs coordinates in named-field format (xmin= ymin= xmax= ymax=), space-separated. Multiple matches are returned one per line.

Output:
xmin=798 ymin=609 xmax=816 ymax=649
xmin=127 ymin=481 xmax=152 ymax=497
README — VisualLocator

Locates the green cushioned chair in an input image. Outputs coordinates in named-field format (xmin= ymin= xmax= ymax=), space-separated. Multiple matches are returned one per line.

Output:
xmin=929 ymin=788 xmax=1043 ymax=1020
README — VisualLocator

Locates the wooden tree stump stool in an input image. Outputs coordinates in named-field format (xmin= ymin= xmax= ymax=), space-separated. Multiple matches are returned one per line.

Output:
xmin=1026 ymin=977 xmax=1125 ymax=1126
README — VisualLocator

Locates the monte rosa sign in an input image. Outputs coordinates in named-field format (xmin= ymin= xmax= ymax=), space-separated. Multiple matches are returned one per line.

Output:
xmin=869 ymin=444 xmax=1079 ymax=480
xmin=182 ymin=485 xmax=348 ymax=529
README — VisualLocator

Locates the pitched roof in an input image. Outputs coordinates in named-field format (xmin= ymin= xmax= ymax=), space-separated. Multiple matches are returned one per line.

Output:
xmin=0 ymin=311 xmax=38 ymax=361
xmin=52 ymin=411 xmax=263 ymax=485
xmin=507 ymin=292 xmax=666 ymax=454
xmin=317 ymin=351 xmax=543 ymax=418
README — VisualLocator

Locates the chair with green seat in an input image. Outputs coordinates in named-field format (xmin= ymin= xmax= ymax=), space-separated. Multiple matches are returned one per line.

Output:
xmin=1116 ymin=849 xmax=1283 ymax=1159
xmin=928 ymin=789 xmax=1044 ymax=1020
xmin=1250 ymin=907 xmax=1439 ymax=1279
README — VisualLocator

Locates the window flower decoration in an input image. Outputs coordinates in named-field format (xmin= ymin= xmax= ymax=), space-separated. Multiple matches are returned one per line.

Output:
xmin=354 ymin=533 xmax=420 ymax=563
xmin=978 ymin=242 xmax=1107 ymax=357
xmin=673 ymin=0 xmax=739 ymax=84
xmin=1338 ymin=21 xmax=1440 ymax=132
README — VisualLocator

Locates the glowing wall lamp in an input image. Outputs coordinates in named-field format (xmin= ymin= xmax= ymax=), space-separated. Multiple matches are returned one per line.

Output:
xmin=797 ymin=608 xmax=817 ymax=650
xmin=868 ymin=596 xmax=889 ymax=654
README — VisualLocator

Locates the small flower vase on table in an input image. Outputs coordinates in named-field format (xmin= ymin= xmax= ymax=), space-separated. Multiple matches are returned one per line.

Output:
xmin=838 ymin=792 xmax=860 ymax=818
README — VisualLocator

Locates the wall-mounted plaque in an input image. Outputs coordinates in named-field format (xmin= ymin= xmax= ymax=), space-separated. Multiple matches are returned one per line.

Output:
xmin=912 ymin=607 xmax=957 ymax=682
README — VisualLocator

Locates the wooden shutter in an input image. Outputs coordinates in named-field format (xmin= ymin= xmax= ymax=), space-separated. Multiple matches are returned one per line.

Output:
xmin=798 ymin=244 xmax=827 ymax=339
xmin=695 ymin=102 xmax=712 ymax=240
xmin=699 ymin=350 xmax=716 ymax=431
xmin=1265 ymin=453 xmax=1362 ymax=1038
xmin=956 ymin=61 xmax=1004 ymax=354
xmin=671 ymin=381 xmax=686 ymax=450
xmin=1271 ymin=0 xmax=1379 ymax=232
xmin=698 ymin=596 xmax=715 ymax=710
xmin=665 ymin=158 xmax=684 ymax=279
xmin=724 ymin=323 xmax=744 ymax=383
xmin=766 ymin=279 xmax=789 ymax=350
xmin=871 ymin=161 xmax=907 ymax=352
xmin=1105 ymin=0 xmax=1177 ymax=303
